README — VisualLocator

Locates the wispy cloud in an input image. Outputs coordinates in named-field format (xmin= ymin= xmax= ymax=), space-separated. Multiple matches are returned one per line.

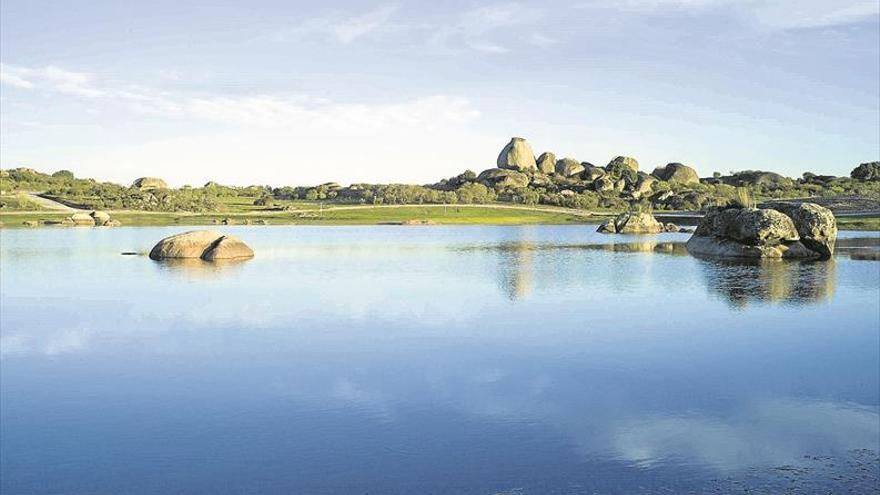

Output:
xmin=575 ymin=0 xmax=880 ymax=30
xmin=0 ymin=63 xmax=105 ymax=97
xmin=430 ymin=3 xmax=545 ymax=54
xmin=524 ymin=33 xmax=560 ymax=48
xmin=274 ymin=4 xmax=400 ymax=44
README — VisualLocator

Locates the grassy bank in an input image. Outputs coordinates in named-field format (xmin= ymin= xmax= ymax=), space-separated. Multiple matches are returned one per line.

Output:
xmin=0 ymin=204 xmax=604 ymax=228
xmin=836 ymin=216 xmax=880 ymax=231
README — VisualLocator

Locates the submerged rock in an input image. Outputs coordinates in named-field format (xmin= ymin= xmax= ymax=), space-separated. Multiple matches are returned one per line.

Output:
xmin=597 ymin=212 xmax=664 ymax=234
xmin=69 ymin=212 xmax=96 ymax=226
xmin=497 ymin=137 xmax=537 ymax=172
xmin=91 ymin=210 xmax=111 ymax=226
xmin=149 ymin=230 xmax=254 ymax=261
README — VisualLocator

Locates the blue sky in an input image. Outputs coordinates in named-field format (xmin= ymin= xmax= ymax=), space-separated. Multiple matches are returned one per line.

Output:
xmin=1 ymin=0 xmax=878 ymax=186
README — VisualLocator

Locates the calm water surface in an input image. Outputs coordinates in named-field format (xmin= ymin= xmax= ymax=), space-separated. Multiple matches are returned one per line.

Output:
xmin=1 ymin=226 xmax=879 ymax=494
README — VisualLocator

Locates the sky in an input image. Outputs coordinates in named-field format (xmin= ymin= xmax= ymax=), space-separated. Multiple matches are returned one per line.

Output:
xmin=1 ymin=0 xmax=878 ymax=187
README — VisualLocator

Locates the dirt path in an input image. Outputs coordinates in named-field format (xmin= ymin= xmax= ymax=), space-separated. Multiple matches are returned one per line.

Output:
xmin=23 ymin=193 xmax=84 ymax=212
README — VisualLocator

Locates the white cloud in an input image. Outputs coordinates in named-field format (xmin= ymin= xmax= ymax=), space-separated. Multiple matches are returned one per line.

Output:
xmin=0 ymin=62 xmax=488 ymax=185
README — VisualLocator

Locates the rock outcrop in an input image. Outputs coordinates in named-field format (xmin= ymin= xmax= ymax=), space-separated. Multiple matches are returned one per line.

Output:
xmin=477 ymin=168 xmax=530 ymax=188
xmin=584 ymin=166 xmax=606 ymax=182
xmin=652 ymin=163 xmax=699 ymax=185
xmin=632 ymin=174 xmax=657 ymax=197
xmin=555 ymin=158 xmax=585 ymax=177
xmin=606 ymin=156 xmax=639 ymax=173
xmin=132 ymin=177 xmax=168 ymax=190
xmin=149 ymin=231 xmax=254 ymax=261
xmin=850 ymin=161 xmax=880 ymax=181
xmin=497 ymin=137 xmax=537 ymax=172
xmin=597 ymin=212 xmax=665 ymax=234
xmin=686 ymin=205 xmax=836 ymax=260
xmin=536 ymin=152 xmax=557 ymax=175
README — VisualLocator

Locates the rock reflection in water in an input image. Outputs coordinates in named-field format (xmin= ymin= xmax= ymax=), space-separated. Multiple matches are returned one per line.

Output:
xmin=490 ymin=240 xmax=689 ymax=300
xmin=153 ymin=257 xmax=250 ymax=279
xmin=578 ymin=240 xmax=690 ymax=255
xmin=699 ymin=258 xmax=836 ymax=308
xmin=495 ymin=242 xmax=535 ymax=300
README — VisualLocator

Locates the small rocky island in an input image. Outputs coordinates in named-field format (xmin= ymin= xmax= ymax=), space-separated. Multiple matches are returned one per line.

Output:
xmin=686 ymin=203 xmax=837 ymax=260
xmin=149 ymin=230 xmax=255 ymax=261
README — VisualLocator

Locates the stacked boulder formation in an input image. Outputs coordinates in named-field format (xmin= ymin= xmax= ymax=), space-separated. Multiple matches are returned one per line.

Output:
xmin=479 ymin=137 xmax=703 ymax=203
xmin=686 ymin=203 xmax=836 ymax=260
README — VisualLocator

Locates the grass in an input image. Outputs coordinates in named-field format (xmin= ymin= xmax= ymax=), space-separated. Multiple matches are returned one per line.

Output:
xmin=0 ymin=193 xmax=46 ymax=211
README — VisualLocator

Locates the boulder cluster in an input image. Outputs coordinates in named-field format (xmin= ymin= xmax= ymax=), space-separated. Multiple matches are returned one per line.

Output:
xmin=149 ymin=230 xmax=254 ymax=261
xmin=69 ymin=210 xmax=121 ymax=227
xmin=25 ymin=210 xmax=121 ymax=227
xmin=686 ymin=203 xmax=837 ymax=260
xmin=482 ymin=137 xmax=700 ymax=201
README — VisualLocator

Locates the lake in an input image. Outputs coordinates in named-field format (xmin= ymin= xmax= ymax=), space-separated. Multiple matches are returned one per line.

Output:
xmin=1 ymin=226 xmax=878 ymax=494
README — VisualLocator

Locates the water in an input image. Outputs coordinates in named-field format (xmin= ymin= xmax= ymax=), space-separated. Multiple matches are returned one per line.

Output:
xmin=1 ymin=226 xmax=878 ymax=494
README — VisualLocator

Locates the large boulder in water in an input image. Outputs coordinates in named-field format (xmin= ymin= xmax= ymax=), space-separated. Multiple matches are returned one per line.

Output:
xmin=497 ymin=137 xmax=537 ymax=172
xmin=651 ymin=162 xmax=699 ymax=185
xmin=149 ymin=230 xmax=254 ymax=261
xmin=764 ymin=202 xmax=837 ymax=259
xmin=555 ymin=157 xmax=585 ymax=177
xmin=597 ymin=211 xmax=664 ymax=234
xmin=536 ymin=152 xmax=557 ymax=174
xmin=686 ymin=206 xmax=833 ymax=260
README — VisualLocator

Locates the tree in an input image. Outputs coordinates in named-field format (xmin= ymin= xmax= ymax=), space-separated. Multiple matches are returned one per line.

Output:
xmin=52 ymin=170 xmax=74 ymax=179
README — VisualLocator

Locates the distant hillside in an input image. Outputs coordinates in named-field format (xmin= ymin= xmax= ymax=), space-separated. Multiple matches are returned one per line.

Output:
xmin=1 ymin=139 xmax=878 ymax=214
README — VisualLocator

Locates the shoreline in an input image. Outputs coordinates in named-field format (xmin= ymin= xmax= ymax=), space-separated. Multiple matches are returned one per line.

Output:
xmin=1 ymin=207 xmax=878 ymax=230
